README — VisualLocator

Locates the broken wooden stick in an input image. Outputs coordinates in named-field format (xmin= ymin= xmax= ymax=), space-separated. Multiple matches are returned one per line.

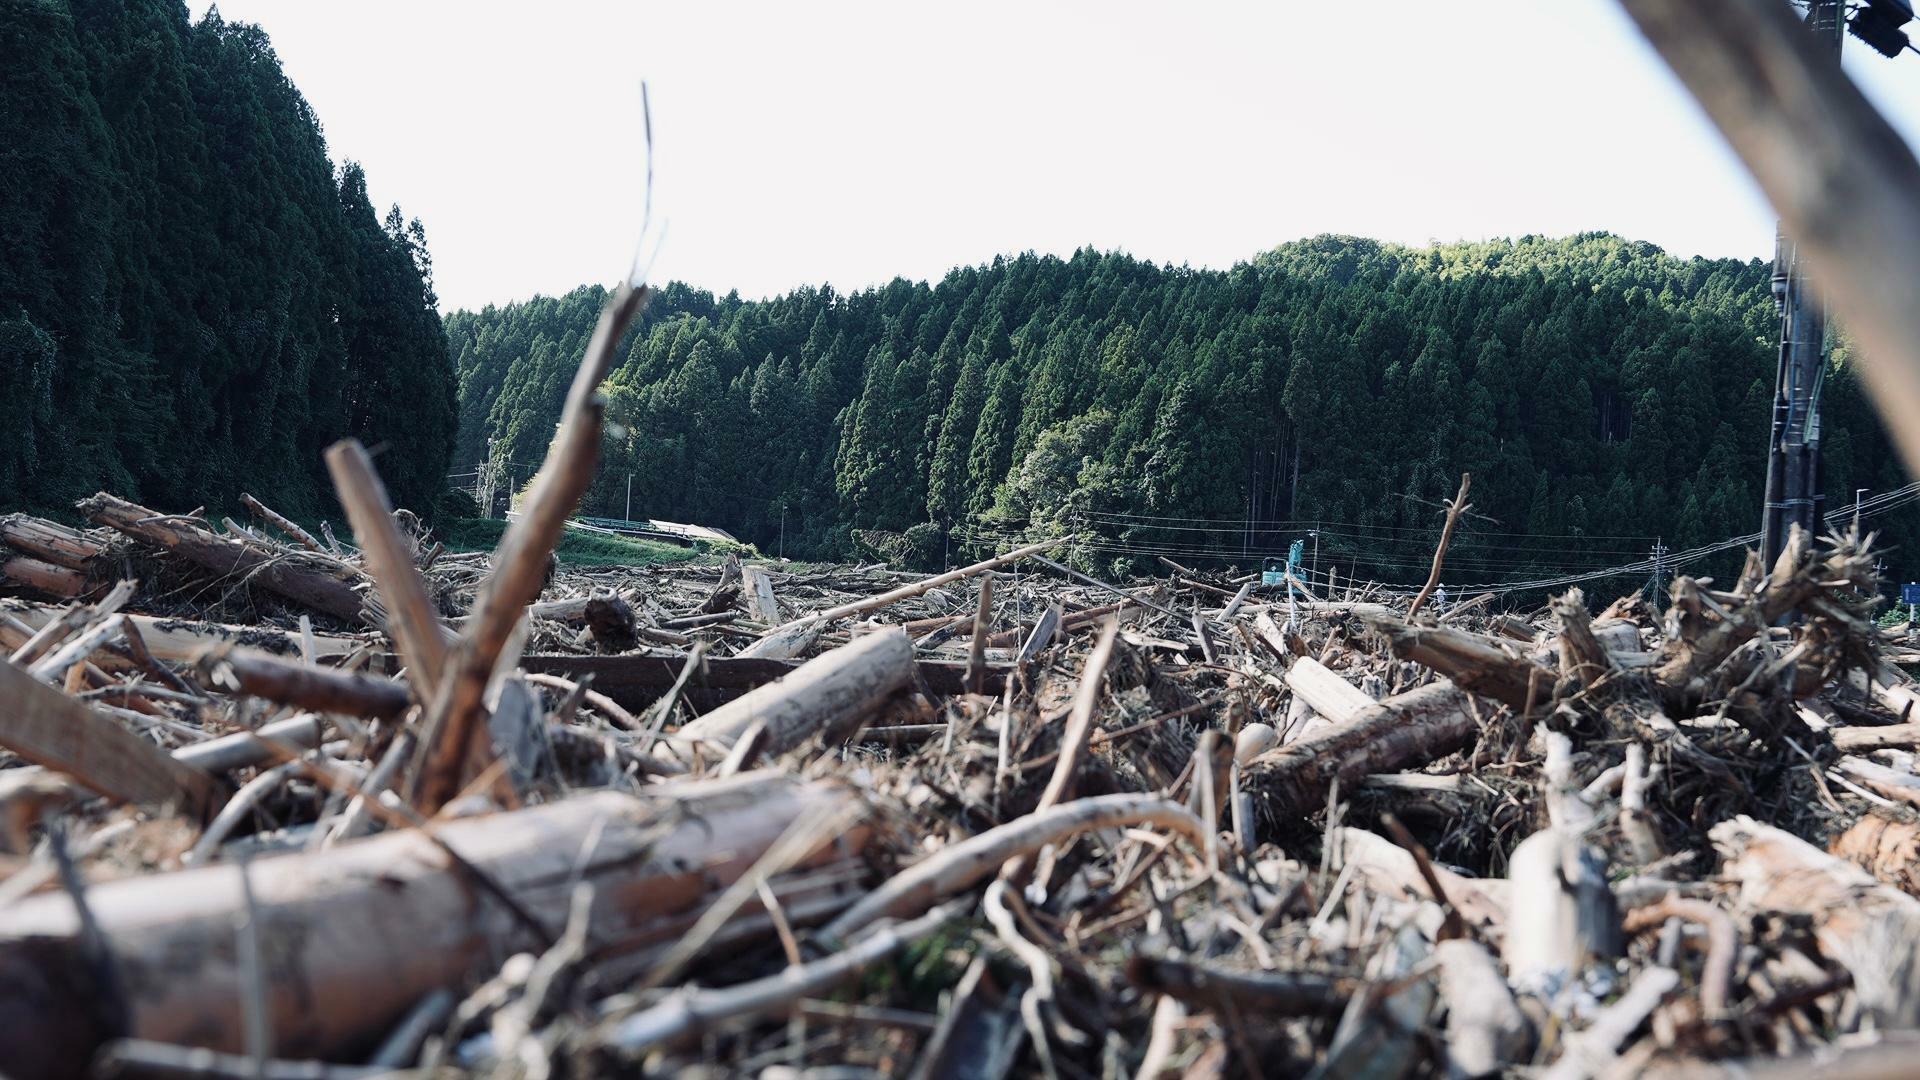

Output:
xmin=410 ymin=281 xmax=650 ymax=812
xmin=822 ymin=793 xmax=1208 ymax=940
xmin=0 ymin=658 xmax=215 ymax=816
xmin=1614 ymin=0 xmax=1920 ymax=478
xmin=1406 ymin=472 xmax=1470 ymax=620
xmin=324 ymin=440 xmax=449 ymax=697
xmin=240 ymin=493 xmax=326 ymax=555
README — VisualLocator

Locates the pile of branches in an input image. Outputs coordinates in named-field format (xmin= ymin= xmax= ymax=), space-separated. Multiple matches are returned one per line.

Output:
xmin=4 ymin=302 xmax=1920 ymax=1080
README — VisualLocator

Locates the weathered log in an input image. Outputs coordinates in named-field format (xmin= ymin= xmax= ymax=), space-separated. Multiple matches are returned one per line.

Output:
xmin=1245 ymin=680 xmax=1479 ymax=820
xmin=1335 ymin=826 xmax=1507 ymax=939
xmin=0 ymin=772 xmax=867 ymax=1079
xmin=741 ymin=564 xmax=780 ymax=623
xmin=79 ymin=494 xmax=366 ymax=624
xmin=197 ymin=645 xmax=411 ymax=720
xmin=0 ymin=658 xmax=215 ymax=817
xmin=1832 ymin=812 xmax=1920 ymax=898
xmin=1125 ymin=956 xmax=1355 ymax=1017
xmin=0 ymin=513 xmax=110 ymax=571
xmin=1374 ymin=617 xmax=1550 ymax=710
xmin=172 ymin=714 xmax=326 ymax=774
xmin=1712 ymin=814 xmax=1920 ymax=1026
xmin=1284 ymin=657 xmax=1375 ymax=724
xmin=1 ymin=555 xmax=91 ymax=600
xmin=670 ymin=627 xmax=915 ymax=757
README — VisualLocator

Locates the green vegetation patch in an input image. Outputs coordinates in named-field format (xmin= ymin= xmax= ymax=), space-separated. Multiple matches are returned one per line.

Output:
xmin=434 ymin=518 xmax=703 ymax=568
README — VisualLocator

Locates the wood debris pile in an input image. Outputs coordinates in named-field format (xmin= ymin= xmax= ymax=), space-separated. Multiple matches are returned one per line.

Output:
xmin=4 ymin=482 xmax=1919 ymax=1080
xmin=2 ymin=280 xmax=1918 ymax=1078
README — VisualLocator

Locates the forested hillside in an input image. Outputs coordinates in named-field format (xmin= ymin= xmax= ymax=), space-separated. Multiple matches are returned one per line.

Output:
xmin=0 ymin=0 xmax=455 ymax=517
xmin=452 ymin=234 xmax=1913 ymax=585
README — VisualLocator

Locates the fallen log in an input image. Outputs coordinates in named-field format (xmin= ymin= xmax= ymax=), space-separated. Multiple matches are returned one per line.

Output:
xmin=1126 ymin=956 xmax=1355 ymax=1017
xmin=197 ymin=645 xmax=411 ymax=720
xmin=0 ymin=512 xmax=110 ymax=571
xmin=1245 ymin=680 xmax=1479 ymax=821
xmin=0 ymin=772 xmax=867 ymax=1079
xmin=1712 ymin=814 xmax=1920 ymax=1026
xmin=670 ymin=627 xmax=914 ymax=757
xmin=79 ymin=494 xmax=366 ymax=624
xmin=0 ymin=658 xmax=215 ymax=817
xmin=523 ymin=650 xmax=1000 ymax=713
xmin=1 ymin=554 xmax=92 ymax=600
xmin=1372 ymin=618 xmax=1548 ymax=711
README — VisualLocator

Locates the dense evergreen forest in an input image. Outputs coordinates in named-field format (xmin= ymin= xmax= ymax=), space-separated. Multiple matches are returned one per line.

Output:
xmin=0 ymin=0 xmax=455 ymax=517
xmin=449 ymin=234 xmax=1918 ymax=587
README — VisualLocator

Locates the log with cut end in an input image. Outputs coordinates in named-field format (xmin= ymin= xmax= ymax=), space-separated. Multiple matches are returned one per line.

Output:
xmin=0 ymin=555 xmax=91 ymax=600
xmin=670 ymin=627 xmax=915 ymax=757
xmin=1244 ymin=679 xmax=1478 ymax=820
xmin=1832 ymin=812 xmax=1920 ymax=897
xmin=79 ymin=494 xmax=367 ymax=624
xmin=0 ymin=513 xmax=110 ymax=571
xmin=1712 ymin=814 xmax=1920 ymax=1026
xmin=0 ymin=772 xmax=868 ymax=1079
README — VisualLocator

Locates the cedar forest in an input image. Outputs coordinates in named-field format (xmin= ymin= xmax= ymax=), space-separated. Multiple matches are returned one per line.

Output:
xmin=9 ymin=1 xmax=1917 ymax=591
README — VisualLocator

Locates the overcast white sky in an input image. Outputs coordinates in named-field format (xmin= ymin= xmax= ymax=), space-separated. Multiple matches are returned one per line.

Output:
xmin=201 ymin=0 xmax=1920 ymax=313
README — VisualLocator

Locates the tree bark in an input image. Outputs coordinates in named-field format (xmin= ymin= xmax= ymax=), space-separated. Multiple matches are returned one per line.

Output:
xmin=671 ymin=627 xmax=914 ymax=757
xmin=1246 ymin=680 xmax=1479 ymax=820
xmin=0 ymin=772 xmax=866 ymax=1079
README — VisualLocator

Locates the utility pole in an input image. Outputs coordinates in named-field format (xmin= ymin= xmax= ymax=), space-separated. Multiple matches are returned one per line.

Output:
xmin=778 ymin=503 xmax=787 ymax=560
xmin=1648 ymin=537 xmax=1670 ymax=613
xmin=1759 ymin=0 xmax=1844 ymax=567
xmin=1855 ymin=487 xmax=1869 ymax=529
xmin=625 ymin=473 xmax=633 ymax=523
xmin=1309 ymin=527 xmax=1320 ymax=586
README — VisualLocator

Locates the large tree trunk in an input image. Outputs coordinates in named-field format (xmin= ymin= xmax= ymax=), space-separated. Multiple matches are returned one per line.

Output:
xmin=1245 ymin=679 xmax=1478 ymax=820
xmin=0 ymin=772 xmax=868 ymax=1079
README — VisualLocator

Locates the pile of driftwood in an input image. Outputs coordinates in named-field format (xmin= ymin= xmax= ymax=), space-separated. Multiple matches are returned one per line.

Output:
xmin=4 ymin=480 xmax=1918 ymax=1080
xmin=3 ymin=283 xmax=1920 ymax=1079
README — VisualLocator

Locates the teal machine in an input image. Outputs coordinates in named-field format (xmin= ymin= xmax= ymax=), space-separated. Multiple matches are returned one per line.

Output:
xmin=1262 ymin=539 xmax=1307 ymax=591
